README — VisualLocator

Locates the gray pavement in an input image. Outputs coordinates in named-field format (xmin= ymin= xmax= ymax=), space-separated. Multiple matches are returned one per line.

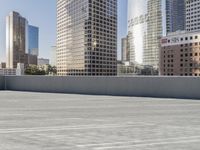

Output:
xmin=0 ymin=91 xmax=200 ymax=150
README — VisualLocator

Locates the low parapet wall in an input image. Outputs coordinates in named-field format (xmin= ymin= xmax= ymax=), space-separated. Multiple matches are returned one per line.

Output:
xmin=3 ymin=76 xmax=200 ymax=99
xmin=0 ymin=76 xmax=4 ymax=90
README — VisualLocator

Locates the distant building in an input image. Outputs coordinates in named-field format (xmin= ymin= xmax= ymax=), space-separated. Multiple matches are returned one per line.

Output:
xmin=26 ymin=54 xmax=37 ymax=66
xmin=6 ymin=11 xmax=38 ymax=69
xmin=127 ymin=0 xmax=163 ymax=68
xmin=0 ymin=69 xmax=16 ymax=76
xmin=50 ymin=46 xmax=57 ymax=67
xmin=117 ymin=61 xmax=136 ymax=76
xmin=28 ymin=25 xmax=39 ymax=56
xmin=38 ymin=58 xmax=49 ymax=66
xmin=56 ymin=0 xmax=117 ymax=76
xmin=166 ymin=0 xmax=185 ymax=33
xmin=186 ymin=0 xmax=200 ymax=32
xmin=117 ymin=61 xmax=158 ymax=76
xmin=16 ymin=63 xmax=25 ymax=75
xmin=6 ymin=11 xmax=28 ymax=69
xmin=143 ymin=0 xmax=163 ymax=68
xmin=0 ymin=62 xmax=6 ymax=69
xmin=0 ymin=63 xmax=24 ymax=76
xmin=121 ymin=37 xmax=130 ymax=62
xmin=160 ymin=31 xmax=200 ymax=76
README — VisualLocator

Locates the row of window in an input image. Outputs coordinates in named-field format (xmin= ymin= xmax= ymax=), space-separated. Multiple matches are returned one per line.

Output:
xmin=163 ymin=73 xmax=200 ymax=76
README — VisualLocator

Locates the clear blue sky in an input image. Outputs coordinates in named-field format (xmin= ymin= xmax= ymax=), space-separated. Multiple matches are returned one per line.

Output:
xmin=0 ymin=0 xmax=127 ymax=62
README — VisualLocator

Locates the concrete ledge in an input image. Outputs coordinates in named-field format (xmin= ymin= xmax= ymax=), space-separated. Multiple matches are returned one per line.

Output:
xmin=0 ymin=76 xmax=5 ymax=90
xmin=3 ymin=76 xmax=200 ymax=99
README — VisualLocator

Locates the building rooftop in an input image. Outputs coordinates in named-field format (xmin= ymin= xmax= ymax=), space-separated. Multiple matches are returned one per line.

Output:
xmin=1 ymin=91 xmax=200 ymax=149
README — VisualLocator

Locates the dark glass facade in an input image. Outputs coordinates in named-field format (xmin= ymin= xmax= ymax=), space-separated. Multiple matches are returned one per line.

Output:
xmin=166 ymin=0 xmax=185 ymax=33
xmin=6 ymin=12 xmax=27 ymax=68
xmin=28 ymin=25 xmax=39 ymax=56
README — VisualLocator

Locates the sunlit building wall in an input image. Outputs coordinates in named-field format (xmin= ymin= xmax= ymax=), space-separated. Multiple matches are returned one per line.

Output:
xmin=127 ymin=0 xmax=148 ymax=65
xmin=57 ymin=0 xmax=117 ymax=76
xmin=143 ymin=0 xmax=163 ymax=67
xmin=6 ymin=11 xmax=28 ymax=69
xmin=6 ymin=11 xmax=38 ymax=69
xmin=128 ymin=0 xmax=165 ymax=68
xmin=186 ymin=0 xmax=200 ymax=32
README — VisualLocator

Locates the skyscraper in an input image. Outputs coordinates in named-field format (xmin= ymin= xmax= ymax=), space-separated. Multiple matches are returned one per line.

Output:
xmin=127 ymin=0 xmax=164 ymax=68
xmin=166 ymin=0 xmax=185 ymax=33
xmin=6 ymin=11 xmax=28 ymax=69
xmin=28 ymin=25 xmax=39 ymax=56
xmin=143 ymin=0 xmax=163 ymax=67
xmin=6 ymin=11 xmax=38 ymax=69
xmin=186 ymin=0 xmax=200 ymax=32
xmin=57 ymin=0 xmax=117 ymax=76
xmin=127 ymin=0 xmax=148 ymax=65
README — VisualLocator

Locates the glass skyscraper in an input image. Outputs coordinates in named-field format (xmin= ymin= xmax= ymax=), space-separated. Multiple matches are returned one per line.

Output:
xmin=57 ymin=0 xmax=117 ymax=76
xmin=6 ymin=11 xmax=28 ymax=69
xmin=6 ymin=11 xmax=38 ymax=69
xmin=128 ymin=0 xmax=164 ymax=68
xmin=143 ymin=0 xmax=163 ymax=67
xmin=28 ymin=25 xmax=39 ymax=56
xmin=127 ymin=0 xmax=148 ymax=65
xmin=166 ymin=0 xmax=185 ymax=33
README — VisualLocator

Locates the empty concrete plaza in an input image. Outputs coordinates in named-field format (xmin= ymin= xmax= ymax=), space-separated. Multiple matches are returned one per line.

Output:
xmin=0 ymin=91 xmax=200 ymax=150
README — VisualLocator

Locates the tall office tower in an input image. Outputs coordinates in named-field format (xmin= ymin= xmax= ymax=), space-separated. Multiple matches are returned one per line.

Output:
xmin=128 ymin=0 xmax=148 ymax=65
xmin=143 ymin=0 xmax=163 ymax=67
xmin=57 ymin=0 xmax=117 ymax=76
xmin=6 ymin=11 xmax=28 ymax=69
xmin=28 ymin=25 xmax=39 ymax=56
xmin=6 ymin=11 xmax=38 ymax=69
xmin=128 ymin=0 xmax=164 ymax=68
xmin=186 ymin=0 xmax=200 ymax=32
xmin=166 ymin=0 xmax=185 ymax=33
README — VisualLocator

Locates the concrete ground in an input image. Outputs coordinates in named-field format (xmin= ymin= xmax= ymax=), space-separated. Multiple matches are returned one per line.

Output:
xmin=0 ymin=91 xmax=200 ymax=150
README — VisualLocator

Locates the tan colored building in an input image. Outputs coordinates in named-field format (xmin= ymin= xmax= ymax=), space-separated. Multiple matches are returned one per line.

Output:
xmin=6 ymin=11 xmax=38 ymax=69
xmin=186 ymin=0 xmax=200 ymax=32
xmin=160 ymin=31 xmax=200 ymax=76
xmin=56 ymin=0 xmax=117 ymax=76
xmin=6 ymin=11 xmax=27 ymax=69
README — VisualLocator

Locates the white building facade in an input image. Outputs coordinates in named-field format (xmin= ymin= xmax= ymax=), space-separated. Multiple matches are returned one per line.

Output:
xmin=127 ymin=0 xmax=165 ymax=68
xmin=57 ymin=0 xmax=117 ymax=76
xmin=186 ymin=0 xmax=200 ymax=32
xmin=127 ymin=0 xmax=148 ymax=65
